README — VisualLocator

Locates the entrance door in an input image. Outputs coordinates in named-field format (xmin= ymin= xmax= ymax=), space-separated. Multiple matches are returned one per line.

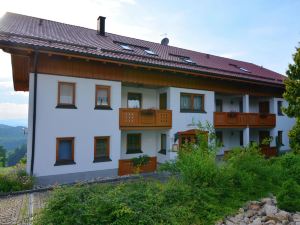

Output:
xmin=159 ymin=93 xmax=167 ymax=110
xmin=259 ymin=101 xmax=269 ymax=113
xmin=259 ymin=131 xmax=270 ymax=147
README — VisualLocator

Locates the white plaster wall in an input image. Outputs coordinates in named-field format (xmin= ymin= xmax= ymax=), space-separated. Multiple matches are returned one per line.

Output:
xmin=121 ymin=86 xmax=158 ymax=109
xmin=31 ymin=73 xmax=121 ymax=177
xmin=216 ymin=129 xmax=243 ymax=155
xmin=273 ymin=98 xmax=295 ymax=151
xmin=121 ymin=130 xmax=160 ymax=159
xmin=169 ymin=87 xmax=214 ymax=146
xmin=215 ymin=95 xmax=242 ymax=112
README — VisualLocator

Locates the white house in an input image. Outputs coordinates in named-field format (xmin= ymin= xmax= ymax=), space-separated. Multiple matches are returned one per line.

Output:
xmin=0 ymin=12 xmax=295 ymax=185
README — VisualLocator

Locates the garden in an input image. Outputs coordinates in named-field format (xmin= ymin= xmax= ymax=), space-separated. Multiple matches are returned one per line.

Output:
xmin=32 ymin=127 xmax=300 ymax=225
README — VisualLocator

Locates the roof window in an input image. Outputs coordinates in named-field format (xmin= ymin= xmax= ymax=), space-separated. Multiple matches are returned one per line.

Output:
xmin=239 ymin=67 xmax=250 ymax=72
xmin=144 ymin=49 xmax=156 ymax=55
xmin=182 ymin=58 xmax=194 ymax=64
xmin=120 ymin=44 xmax=133 ymax=51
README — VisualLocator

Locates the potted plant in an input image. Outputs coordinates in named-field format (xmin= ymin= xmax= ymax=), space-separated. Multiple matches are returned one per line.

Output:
xmin=131 ymin=155 xmax=150 ymax=174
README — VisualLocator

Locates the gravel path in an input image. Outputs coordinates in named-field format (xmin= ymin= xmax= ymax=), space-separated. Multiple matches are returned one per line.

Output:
xmin=0 ymin=192 xmax=50 ymax=225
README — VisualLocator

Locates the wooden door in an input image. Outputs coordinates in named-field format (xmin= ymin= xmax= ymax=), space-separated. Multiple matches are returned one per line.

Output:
xmin=159 ymin=93 xmax=167 ymax=110
xmin=259 ymin=131 xmax=270 ymax=147
xmin=259 ymin=101 xmax=269 ymax=113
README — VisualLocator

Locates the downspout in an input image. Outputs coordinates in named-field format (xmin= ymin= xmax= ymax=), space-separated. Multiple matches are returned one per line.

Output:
xmin=30 ymin=49 xmax=39 ymax=175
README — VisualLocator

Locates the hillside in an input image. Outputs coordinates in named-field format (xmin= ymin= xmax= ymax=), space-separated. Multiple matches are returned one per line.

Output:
xmin=0 ymin=124 xmax=27 ymax=151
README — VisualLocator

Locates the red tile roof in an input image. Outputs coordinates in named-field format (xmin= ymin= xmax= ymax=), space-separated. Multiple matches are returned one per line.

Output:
xmin=0 ymin=12 xmax=285 ymax=85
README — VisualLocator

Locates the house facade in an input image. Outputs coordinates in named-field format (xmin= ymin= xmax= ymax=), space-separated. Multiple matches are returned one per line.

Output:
xmin=0 ymin=13 xmax=295 ymax=185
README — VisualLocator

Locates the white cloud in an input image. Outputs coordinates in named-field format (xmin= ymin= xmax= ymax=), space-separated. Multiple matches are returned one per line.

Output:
xmin=0 ymin=103 xmax=28 ymax=119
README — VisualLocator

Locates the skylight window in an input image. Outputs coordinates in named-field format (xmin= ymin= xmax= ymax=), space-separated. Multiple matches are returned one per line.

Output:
xmin=182 ymin=58 xmax=194 ymax=64
xmin=144 ymin=49 xmax=156 ymax=55
xmin=120 ymin=44 xmax=133 ymax=51
xmin=239 ymin=67 xmax=250 ymax=72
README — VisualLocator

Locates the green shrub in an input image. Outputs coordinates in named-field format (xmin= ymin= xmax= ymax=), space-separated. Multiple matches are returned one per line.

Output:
xmin=0 ymin=163 xmax=34 ymax=193
xmin=277 ymin=179 xmax=300 ymax=212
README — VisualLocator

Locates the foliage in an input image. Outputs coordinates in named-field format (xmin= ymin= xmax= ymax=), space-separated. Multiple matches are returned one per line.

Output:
xmin=0 ymin=145 xmax=6 ymax=167
xmin=0 ymin=162 xmax=34 ymax=193
xmin=7 ymin=144 xmax=27 ymax=166
xmin=34 ymin=123 xmax=300 ymax=224
xmin=131 ymin=154 xmax=150 ymax=167
xmin=283 ymin=45 xmax=300 ymax=153
xmin=277 ymin=179 xmax=300 ymax=212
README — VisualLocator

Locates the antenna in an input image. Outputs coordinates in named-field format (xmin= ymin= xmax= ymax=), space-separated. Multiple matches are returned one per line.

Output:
xmin=160 ymin=33 xmax=169 ymax=46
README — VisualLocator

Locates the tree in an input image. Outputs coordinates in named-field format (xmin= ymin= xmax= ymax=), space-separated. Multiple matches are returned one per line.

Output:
xmin=283 ymin=44 xmax=300 ymax=153
xmin=0 ymin=145 xmax=6 ymax=167
xmin=7 ymin=144 xmax=26 ymax=166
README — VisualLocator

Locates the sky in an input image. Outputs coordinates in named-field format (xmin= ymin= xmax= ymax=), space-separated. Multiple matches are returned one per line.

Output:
xmin=0 ymin=0 xmax=299 ymax=127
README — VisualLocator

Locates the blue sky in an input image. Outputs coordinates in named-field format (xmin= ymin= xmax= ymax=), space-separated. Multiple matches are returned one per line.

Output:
xmin=0 ymin=0 xmax=299 ymax=127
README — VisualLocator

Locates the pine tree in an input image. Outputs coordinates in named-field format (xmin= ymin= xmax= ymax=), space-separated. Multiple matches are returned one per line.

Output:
xmin=0 ymin=146 xmax=6 ymax=167
xmin=283 ymin=44 xmax=300 ymax=153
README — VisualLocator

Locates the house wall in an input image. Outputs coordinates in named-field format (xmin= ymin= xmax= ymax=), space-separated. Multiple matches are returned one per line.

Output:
xmin=169 ymin=87 xmax=214 ymax=148
xmin=28 ymin=73 xmax=122 ymax=177
xmin=215 ymin=95 xmax=242 ymax=112
xmin=216 ymin=129 xmax=243 ymax=155
xmin=121 ymin=86 xmax=158 ymax=109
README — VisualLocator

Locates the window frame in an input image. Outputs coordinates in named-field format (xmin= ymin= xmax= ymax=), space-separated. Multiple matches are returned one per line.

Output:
xmin=126 ymin=133 xmax=142 ymax=154
xmin=277 ymin=101 xmax=283 ymax=116
xmin=159 ymin=133 xmax=167 ymax=155
xmin=180 ymin=93 xmax=205 ymax=113
xmin=55 ymin=137 xmax=75 ymax=166
xmin=127 ymin=92 xmax=142 ymax=109
xmin=57 ymin=82 xmax=76 ymax=109
xmin=95 ymin=85 xmax=112 ymax=110
xmin=277 ymin=131 xmax=284 ymax=146
xmin=216 ymin=131 xmax=223 ymax=146
xmin=94 ymin=136 xmax=111 ymax=163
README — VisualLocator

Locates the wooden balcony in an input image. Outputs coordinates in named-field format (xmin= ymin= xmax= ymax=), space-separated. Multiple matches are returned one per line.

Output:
xmin=214 ymin=112 xmax=276 ymax=128
xmin=119 ymin=108 xmax=172 ymax=130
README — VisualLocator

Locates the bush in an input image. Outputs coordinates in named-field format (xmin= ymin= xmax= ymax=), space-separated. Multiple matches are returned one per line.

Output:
xmin=35 ymin=123 xmax=300 ymax=224
xmin=0 ymin=163 xmax=34 ymax=193
xmin=277 ymin=179 xmax=300 ymax=212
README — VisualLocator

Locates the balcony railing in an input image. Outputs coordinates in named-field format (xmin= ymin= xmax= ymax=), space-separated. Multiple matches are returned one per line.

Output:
xmin=119 ymin=108 xmax=172 ymax=130
xmin=214 ymin=112 xmax=276 ymax=128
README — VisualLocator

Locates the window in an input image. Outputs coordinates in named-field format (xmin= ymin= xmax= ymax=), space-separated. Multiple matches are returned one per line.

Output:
xmin=128 ymin=93 xmax=142 ymax=108
xmin=277 ymin=131 xmax=283 ymax=146
xmin=55 ymin=137 xmax=75 ymax=166
xmin=182 ymin=58 xmax=195 ymax=64
xmin=180 ymin=93 xmax=205 ymax=112
xmin=144 ymin=49 xmax=156 ymax=55
xmin=94 ymin=137 xmax=111 ymax=162
xmin=215 ymin=99 xmax=223 ymax=112
xmin=95 ymin=85 xmax=111 ymax=109
xmin=216 ymin=131 xmax=223 ymax=146
xmin=239 ymin=101 xmax=243 ymax=113
xmin=159 ymin=134 xmax=167 ymax=155
xmin=120 ymin=44 xmax=133 ymax=51
xmin=57 ymin=82 xmax=76 ymax=108
xmin=127 ymin=133 xmax=142 ymax=154
xmin=240 ymin=131 xmax=244 ymax=146
xmin=277 ymin=101 xmax=283 ymax=115
xmin=239 ymin=67 xmax=250 ymax=73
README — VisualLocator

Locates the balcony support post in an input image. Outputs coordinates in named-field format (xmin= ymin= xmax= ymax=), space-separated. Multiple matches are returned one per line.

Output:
xmin=243 ymin=127 xmax=250 ymax=147
xmin=243 ymin=94 xmax=249 ymax=113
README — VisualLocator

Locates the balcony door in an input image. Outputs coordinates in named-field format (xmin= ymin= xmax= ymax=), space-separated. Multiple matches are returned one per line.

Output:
xmin=159 ymin=93 xmax=167 ymax=110
xmin=128 ymin=93 xmax=142 ymax=108
xmin=259 ymin=101 xmax=269 ymax=114
xmin=259 ymin=131 xmax=270 ymax=147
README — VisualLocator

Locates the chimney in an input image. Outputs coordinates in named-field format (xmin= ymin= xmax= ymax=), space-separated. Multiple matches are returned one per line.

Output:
xmin=97 ymin=16 xmax=106 ymax=36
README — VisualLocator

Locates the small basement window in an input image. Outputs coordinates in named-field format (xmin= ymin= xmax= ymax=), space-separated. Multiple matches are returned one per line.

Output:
xmin=120 ymin=44 xmax=133 ymax=51
xmin=144 ymin=49 xmax=156 ymax=55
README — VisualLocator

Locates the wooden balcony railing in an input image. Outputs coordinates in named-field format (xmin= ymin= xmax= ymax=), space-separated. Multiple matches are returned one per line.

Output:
xmin=214 ymin=112 xmax=276 ymax=128
xmin=119 ymin=108 xmax=172 ymax=130
xmin=118 ymin=157 xmax=157 ymax=176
